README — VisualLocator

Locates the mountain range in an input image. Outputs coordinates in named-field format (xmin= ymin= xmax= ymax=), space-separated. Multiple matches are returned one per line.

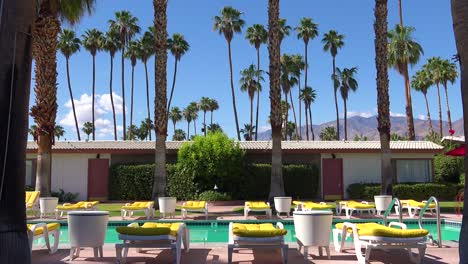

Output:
xmin=257 ymin=116 xmax=464 ymax=140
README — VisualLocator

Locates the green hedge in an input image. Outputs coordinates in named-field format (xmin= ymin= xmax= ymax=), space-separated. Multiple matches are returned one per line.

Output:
xmin=434 ymin=154 xmax=464 ymax=183
xmin=347 ymin=183 xmax=463 ymax=201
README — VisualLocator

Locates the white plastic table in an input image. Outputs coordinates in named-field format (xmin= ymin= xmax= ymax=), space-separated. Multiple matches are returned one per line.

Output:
xmin=293 ymin=210 xmax=333 ymax=260
xmin=39 ymin=197 xmax=58 ymax=219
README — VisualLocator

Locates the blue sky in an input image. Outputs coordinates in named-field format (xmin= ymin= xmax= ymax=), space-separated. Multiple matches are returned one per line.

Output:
xmin=29 ymin=0 xmax=461 ymax=140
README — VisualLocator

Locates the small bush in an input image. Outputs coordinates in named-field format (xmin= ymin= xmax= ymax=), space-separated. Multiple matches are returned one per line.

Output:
xmin=51 ymin=189 xmax=79 ymax=202
xmin=197 ymin=190 xmax=231 ymax=201
xmin=434 ymin=154 xmax=464 ymax=183
xmin=25 ymin=186 xmax=35 ymax=191
xmin=461 ymin=173 xmax=465 ymax=186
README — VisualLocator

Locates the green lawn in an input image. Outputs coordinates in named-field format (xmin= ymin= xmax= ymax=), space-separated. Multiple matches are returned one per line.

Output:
xmin=96 ymin=203 xmax=182 ymax=217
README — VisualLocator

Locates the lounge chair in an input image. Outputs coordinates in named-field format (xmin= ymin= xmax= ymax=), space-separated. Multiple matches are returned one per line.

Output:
xmin=244 ymin=201 xmax=272 ymax=219
xmin=27 ymin=223 xmax=60 ymax=254
xmin=121 ymin=201 xmax=155 ymax=220
xmin=26 ymin=191 xmax=40 ymax=216
xmin=181 ymin=201 xmax=208 ymax=220
xmin=293 ymin=201 xmax=338 ymax=214
xmin=339 ymin=201 xmax=376 ymax=219
xmin=55 ymin=201 xmax=99 ymax=219
xmin=228 ymin=222 xmax=288 ymax=264
xmin=397 ymin=200 xmax=436 ymax=218
xmin=115 ymin=222 xmax=190 ymax=264
xmin=333 ymin=222 xmax=428 ymax=264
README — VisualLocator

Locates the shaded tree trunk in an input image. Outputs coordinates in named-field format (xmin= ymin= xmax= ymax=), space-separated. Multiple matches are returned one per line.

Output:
xmin=210 ymin=111 xmax=213 ymax=126
xmin=167 ymin=59 xmax=178 ymax=112
xmin=343 ymin=98 xmax=348 ymax=140
xmin=129 ymin=64 xmax=135 ymax=140
xmin=193 ymin=119 xmax=196 ymax=136
xmin=227 ymin=41 xmax=241 ymax=140
xmin=308 ymin=104 xmax=315 ymax=140
xmin=109 ymin=55 xmax=117 ymax=140
xmin=0 ymin=1 xmax=34 ymax=261
xmin=121 ymin=48 xmax=126 ymax=140
xmin=65 ymin=58 xmax=81 ymax=140
xmin=250 ymin=97 xmax=253 ymax=140
xmin=423 ymin=93 xmax=434 ymax=134
xmin=398 ymin=0 xmax=404 ymax=26
xmin=304 ymin=101 xmax=309 ymax=140
xmin=443 ymin=84 xmax=453 ymax=130
xmin=436 ymin=83 xmax=443 ymax=136
xmin=403 ymin=66 xmax=416 ymax=140
xmin=255 ymin=47 xmax=261 ymax=141
xmin=203 ymin=111 xmax=207 ymax=136
xmin=283 ymin=90 xmax=289 ymax=140
xmin=144 ymin=62 xmax=151 ymax=140
xmin=298 ymin=77 xmax=302 ymax=140
xmin=92 ymin=54 xmax=96 ymax=140
xmin=289 ymin=91 xmax=299 ymax=140
xmin=187 ymin=121 xmax=190 ymax=139
xmin=333 ymin=57 xmax=340 ymax=140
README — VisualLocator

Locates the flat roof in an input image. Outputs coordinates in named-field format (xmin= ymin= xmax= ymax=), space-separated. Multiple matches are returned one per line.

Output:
xmin=26 ymin=140 xmax=444 ymax=154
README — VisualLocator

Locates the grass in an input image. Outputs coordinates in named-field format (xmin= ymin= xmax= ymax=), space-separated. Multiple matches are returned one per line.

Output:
xmin=96 ymin=203 xmax=182 ymax=217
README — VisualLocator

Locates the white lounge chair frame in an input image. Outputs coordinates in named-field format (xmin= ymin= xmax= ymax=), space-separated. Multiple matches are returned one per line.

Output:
xmin=28 ymin=223 xmax=60 ymax=254
xmin=121 ymin=202 xmax=155 ymax=220
xmin=332 ymin=222 xmax=427 ymax=264
xmin=294 ymin=201 xmax=339 ymax=215
xmin=115 ymin=223 xmax=190 ymax=264
xmin=181 ymin=202 xmax=208 ymax=220
xmin=228 ymin=222 xmax=288 ymax=264
xmin=26 ymin=192 xmax=40 ymax=217
xmin=395 ymin=200 xmax=436 ymax=218
xmin=55 ymin=202 xmax=98 ymax=219
xmin=339 ymin=201 xmax=376 ymax=219
xmin=244 ymin=202 xmax=272 ymax=219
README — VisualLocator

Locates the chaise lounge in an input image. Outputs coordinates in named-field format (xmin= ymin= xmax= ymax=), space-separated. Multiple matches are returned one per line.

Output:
xmin=244 ymin=201 xmax=272 ymax=219
xmin=338 ymin=201 xmax=376 ymax=218
xmin=27 ymin=223 xmax=61 ymax=254
xmin=397 ymin=199 xmax=436 ymax=218
xmin=26 ymin=191 xmax=40 ymax=216
xmin=181 ymin=201 xmax=208 ymax=220
xmin=293 ymin=201 xmax=338 ymax=214
xmin=55 ymin=201 xmax=99 ymax=219
xmin=121 ymin=201 xmax=155 ymax=220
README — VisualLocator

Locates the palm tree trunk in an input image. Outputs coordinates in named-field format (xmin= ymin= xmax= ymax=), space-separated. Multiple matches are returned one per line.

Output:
xmin=255 ymin=47 xmax=261 ymax=141
xmin=227 ymin=40 xmax=241 ymax=140
xmin=167 ymin=59 xmax=178 ymax=112
xmin=66 ymin=58 xmax=81 ymax=141
xmin=284 ymin=91 xmax=289 ymax=140
xmin=398 ymin=0 xmax=404 ymax=26
xmin=203 ymin=111 xmax=207 ymax=136
xmin=173 ymin=121 xmax=176 ymax=135
xmin=436 ymin=83 xmax=443 ymax=136
xmin=194 ymin=119 xmax=197 ymax=135
xmin=309 ymin=104 xmax=315 ymax=140
xmin=110 ymin=55 xmax=117 ymax=140
xmin=303 ymin=42 xmax=308 ymax=139
xmin=450 ymin=1 xmax=468 ymax=260
xmin=333 ymin=57 xmax=340 ymax=140
xmin=92 ymin=55 xmax=96 ymax=140
xmin=250 ymin=97 xmax=254 ymax=140
xmin=423 ymin=93 xmax=434 ymax=134
xmin=289 ymin=91 xmax=299 ymax=140
xmin=187 ymin=121 xmax=190 ymax=139
xmin=443 ymin=84 xmax=453 ymax=130
xmin=0 ymin=1 xmax=34 ymax=260
xmin=144 ymin=62 xmax=151 ymax=140
xmin=298 ymin=75 xmax=302 ymax=139
xmin=210 ymin=111 xmax=213 ymax=126
xmin=130 ymin=64 xmax=135 ymax=140
xmin=375 ymin=0 xmax=392 ymax=195
xmin=403 ymin=66 xmax=416 ymax=140
xmin=304 ymin=101 xmax=309 ymax=140
xmin=121 ymin=49 xmax=126 ymax=140
xmin=344 ymin=98 xmax=348 ymax=140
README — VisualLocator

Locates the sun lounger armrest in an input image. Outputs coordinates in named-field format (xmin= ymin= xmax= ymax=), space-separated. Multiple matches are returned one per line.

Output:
xmin=127 ymin=222 xmax=140 ymax=228
xmin=182 ymin=202 xmax=187 ymax=206
xmin=62 ymin=203 xmax=72 ymax=206
xmin=342 ymin=222 xmax=359 ymax=234
xmin=26 ymin=202 xmax=33 ymax=207
xmin=29 ymin=223 xmax=48 ymax=237
xmin=388 ymin=222 xmax=407 ymax=229
xmin=84 ymin=203 xmax=93 ymax=209
xmin=177 ymin=223 xmax=186 ymax=240
xmin=276 ymin=222 xmax=285 ymax=230
xmin=361 ymin=201 xmax=369 ymax=204
xmin=266 ymin=202 xmax=270 ymax=207
xmin=147 ymin=202 xmax=154 ymax=209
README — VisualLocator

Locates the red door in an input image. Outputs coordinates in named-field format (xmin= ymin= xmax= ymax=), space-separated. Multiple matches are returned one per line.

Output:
xmin=88 ymin=159 xmax=109 ymax=201
xmin=322 ymin=159 xmax=343 ymax=200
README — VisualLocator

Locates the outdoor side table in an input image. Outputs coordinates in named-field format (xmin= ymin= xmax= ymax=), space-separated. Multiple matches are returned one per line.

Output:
xmin=39 ymin=197 xmax=58 ymax=219
xmin=293 ymin=210 xmax=333 ymax=260
xmin=274 ymin=197 xmax=292 ymax=217
xmin=159 ymin=197 xmax=177 ymax=218
xmin=68 ymin=211 xmax=109 ymax=261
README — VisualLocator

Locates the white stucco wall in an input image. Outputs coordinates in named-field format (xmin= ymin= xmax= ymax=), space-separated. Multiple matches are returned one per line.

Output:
xmin=27 ymin=153 xmax=111 ymax=200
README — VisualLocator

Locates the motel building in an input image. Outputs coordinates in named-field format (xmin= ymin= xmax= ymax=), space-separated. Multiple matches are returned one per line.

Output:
xmin=25 ymin=140 xmax=443 ymax=201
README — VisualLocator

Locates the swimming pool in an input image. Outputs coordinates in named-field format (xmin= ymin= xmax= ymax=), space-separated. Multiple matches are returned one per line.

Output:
xmin=32 ymin=219 xmax=461 ymax=245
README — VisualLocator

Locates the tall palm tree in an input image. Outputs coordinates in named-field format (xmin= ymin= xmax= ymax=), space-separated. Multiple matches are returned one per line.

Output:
xmin=280 ymin=54 xmax=299 ymax=140
xmin=300 ymin=87 xmax=317 ymax=140
xmin=208 ymin=98 xmax=219 ymax=126
xmin=125 ymin=40 xmax=141 ymax=140
xmin=109 ymin=11 xmax=141 ymax=140
xmin=426 ymin=57 xmax=445 ymax=136
xmin=374 ymin=0 xmax=392 ymax=195
xmin=29 ymin=125 xmax=39 ymax=140
xmin=440 ymin=59 xmax=458 ymax=131
xmin=169 ymin=107 xmax=183 ymax=136
xmin=268 ymin=0 xmax=285 ymax=198
xmin=240 ymin=64 xmax=264 ymax=140
xmin=278 ymin=18 xmax=291 ymax=42
xmin=54 ymin=125 xmax=65 ymax=141
xmin=167 ymin=33 xmax=190 ymax=111
xmin=411 ymin=69 xmax=434 ymax=134
xmin=30 ymin=0 xmax=95 ymax=197
xmin=198 ymin=97 xmax=211 ymax=136
xmin=214 ymin=6 xmax=245 ymax=141
xmin=398 ymin=0 xmax=404 ymax=26
xmin=173 ymin=129 xmax=186 ymax=141
xmin=82 ymin=121 xmax=93 ymax=141
xmin=450 ymin=1 xmax=468 ymax=259
xmin=138 ymin=119 xmax=150 ymax=141
xmin=183 ymin=107 xmax=193 ymax=139
xmin=139 ymin=30 xmax=155 ymax=140
xmin=188 ymin=102 xmax=199 ymax=135
xmin=246 ymin=24 xmax=268 ymax=140
xmin=101 ymin=28 xmax=121 ymax=141
xmin=152 ymin=0 xmax=168 ymax=199
xmin=290 ymin=54 xmax=304 ymax=139
xmin=322 ymin=30 xmax=345 ymax=140
xmin=388 ymin=24 xmax=423 ymax=140
xmin=82 ymin=29 xmax=102 ymax=141
xmin=336 ymin=67 xmax=359 ymax=140
xmin=240 ymin=124 xmax=255 ymax=141
xmin=320 ymin=126 xmax=337 ymax=141
xmin=58 ymin=29 xmax=82 ymax=141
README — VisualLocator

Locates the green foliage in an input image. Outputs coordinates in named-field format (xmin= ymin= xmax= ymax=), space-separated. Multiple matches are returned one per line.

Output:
xmin=347 ymin=183 xmax=463 ymax=201
xmin=51 ymin=189 xmax=79 ymax=202
xmin=25 ymin=186 xmax=35 ymax=191
xmin=198 ymin=190 xmax=232 ymax=201
xmin=434 ymin=154 xmax=464 ymax=183
xmin=461 ymin=173 xmax=465 ymax=186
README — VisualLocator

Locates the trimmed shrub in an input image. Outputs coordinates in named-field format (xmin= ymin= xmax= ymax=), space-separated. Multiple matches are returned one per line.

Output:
xmin=460 ymin=173 xmax=465 ymax=186
xmin=434 ymin=154 xmax=464 ymax=183
xmin=51 ymin=189 xmax=79 ymax=202
xmin=198 ymin=190 xmax=232 ymax=201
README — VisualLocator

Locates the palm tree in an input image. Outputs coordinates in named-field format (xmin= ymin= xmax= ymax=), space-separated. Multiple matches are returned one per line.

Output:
xmin=291 ymin=54 xmax=305 ymax=139
xmin=173 ymin=129 xmax=186 ymax=141
xmin=268 ymin=0 xmax=285 ymax=199
xmin=374 ymin=0 xmax=392 ymax=195
xmin=58 ymin=29 xmax=81 ymax=141
xmin=208 ymin=123 xmax=223 ymax=133
xmin=54 ymin=125 xmax=65 ymax=141
xmin=320 ymin=126 xmax=337 ymax=141
xmin=278 ymin=18 xmax=291 ymax=42
xmin=280 ymin=54 xmax=299 ymax=140
xmin=125 ymin=125 xmax=138 ymax=140
xmin=125 ymin=40 xmax=141 ymax=139
xmin=450 ymin=1 xmax=468 ymax=259
xmin=388 ymin=24 xmax=423 ymax=140
xmin=411 ymin=69 xmax=434 ymax=134
xmin=286 ymin=121 xmax=296 ymax=140
xmin=240 ymin=124 xmax=255 ymax=141
xmin=167 ymin=33 xmax=190 ymax=111
xmin=30 ymin=0 xmax=95 ymax=197
xmin=440 ymin=59 xmax=458 ymax=131
xmin=138 ymin=119 xmax=150 ymax=140
xmin=188 ymin=102 xmax=199 ymax=135
xmin=214 ymin=6 xmax=245 ymax=141
xmin=82 ymin=29 xmax=102 ymax=141
xmin=198 ymin=97 xmax=211 ymax=136
xmin=426 ymin=57 xmax=446 ymax=136
xmin=139 ymin=30 xmax=155 ymax=140
xmin=246 ymin=24 xmax=268 ymax=140
xmin=322 ymin=30 xmax=345 ymax=140
xmin=208 ymin=98 xmax=219 ymax=126
xmin=109 ymin=11 xmax=141 ymax=140
xmin=300 ymin=86 xmax=317 ymax=140
xmin=183 ymin=107 xmax=193 ymax=139
xmin=101 ymin=28 xmax=121 ymax=141
xmin=398 ymin=0 xmax=404 ymax=26
xmin=336 ymin=67 xmax=359 ymax=140
xmin=82 ymin=122 xmax=93 ymax=141
xmin=29 ymin=125 xmax=39 ymax=141
xmin=240 ymin=64 xmax=264 ymax=140
xmin=169 ymin=107 xmax=183 ymax=136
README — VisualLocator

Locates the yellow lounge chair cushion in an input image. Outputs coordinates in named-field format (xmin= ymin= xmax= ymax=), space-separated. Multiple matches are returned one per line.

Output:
xmin=346 ymin=201 xmax=375 ymax=209
xmin=246 ymin=201 xmax=270 ymax=209
xmin=25 ymin=191 xmax=40 ymax=207
xmin=27 ymin=223 xmax=60 ymax=236
xmin=335 ymin=223 xmax=429 ymax=238
xmin=182 ymin=201 xmax=206 ymax=209
xmin=122 ymin=201 xmax=153 ymax=210
xmin=56 ymin=201 xmax=99 ymax=210
xmin=232 ymin=223 xmax=287 ymax=237
xmin=402 ymin=200 xmax=436 ymax=208
xmin=116 ymin=222 xmax=181 ymax=236
xmin=302 ymin=202 xmax=336 ymax=210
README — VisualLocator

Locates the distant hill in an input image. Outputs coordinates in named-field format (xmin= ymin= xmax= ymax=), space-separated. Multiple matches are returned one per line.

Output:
xmin=257 ymin=116 xmax=464 ymax=140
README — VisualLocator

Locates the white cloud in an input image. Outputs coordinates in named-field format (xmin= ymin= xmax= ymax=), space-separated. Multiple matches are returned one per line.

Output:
xmin=390 ymin=112 xmax=406 ymax=117
xmin=347 ymin=111 xmax=374 ymax=118
xmin=417 ymin=114 xmax=427 ymax=121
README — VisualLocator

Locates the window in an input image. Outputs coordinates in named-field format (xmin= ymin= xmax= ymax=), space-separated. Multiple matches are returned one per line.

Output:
xmin=26 ymin=159 xmax=36 ymax=187
xmin=392 ymin=159 xmax=432 ymax=183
